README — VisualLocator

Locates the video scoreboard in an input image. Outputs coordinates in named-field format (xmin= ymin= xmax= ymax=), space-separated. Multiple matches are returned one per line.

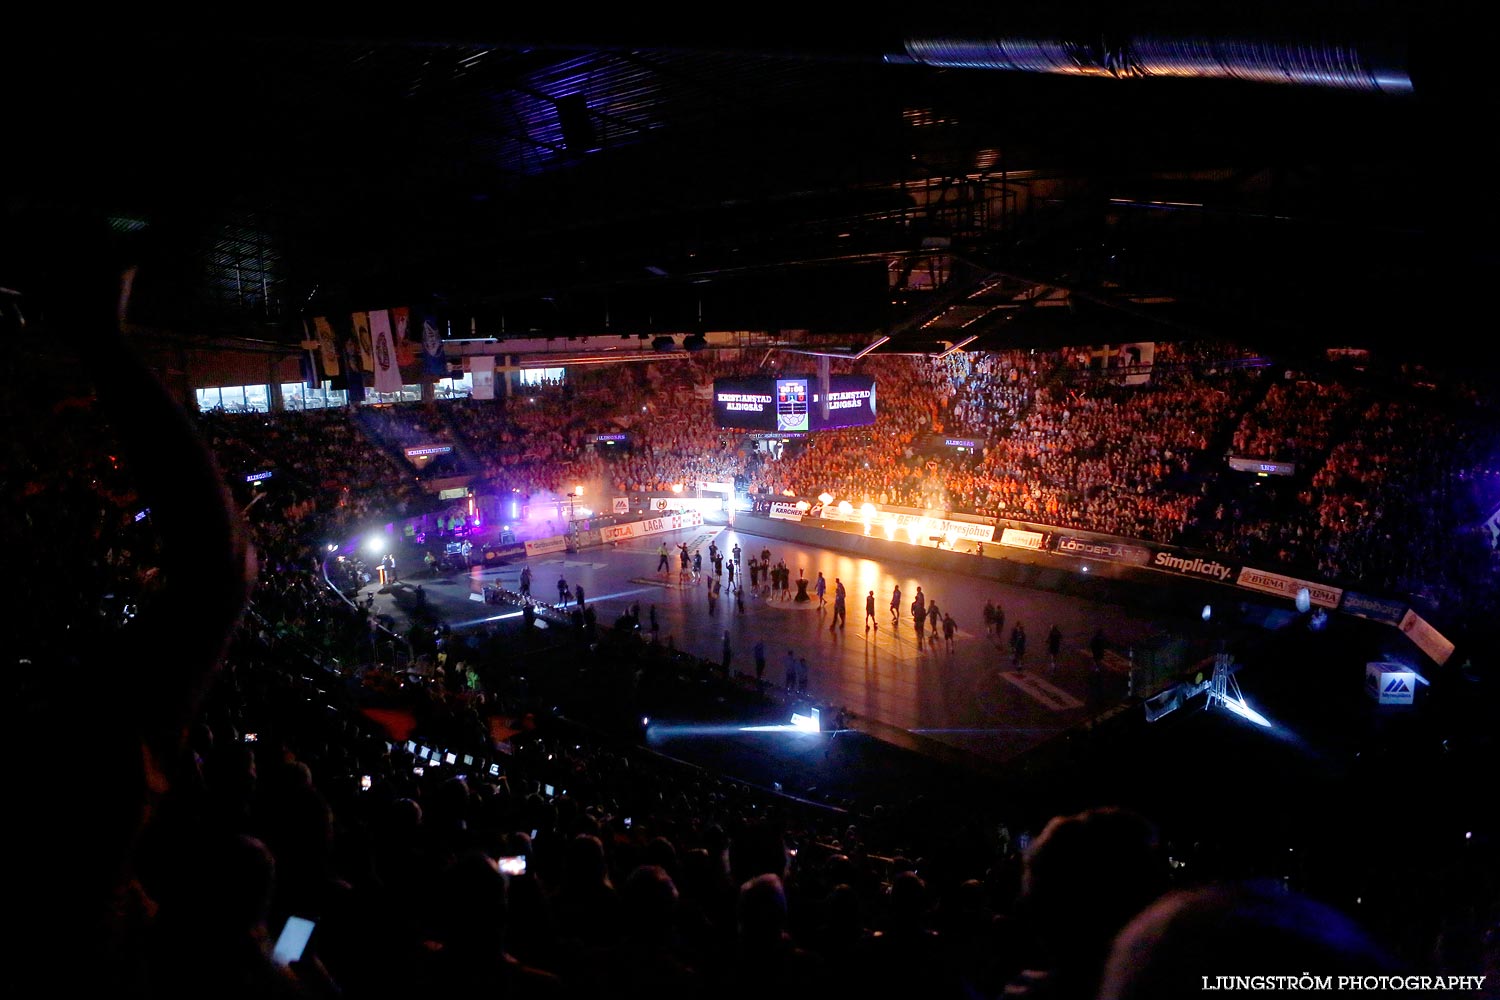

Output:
xmin=712 ymin=374 xmax=876 ymax=432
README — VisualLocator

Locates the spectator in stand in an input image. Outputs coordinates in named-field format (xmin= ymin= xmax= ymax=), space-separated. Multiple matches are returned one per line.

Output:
xmin=1098 ymin=881 xmax=1400 ymax=1000
xmin=1003 ymin=807 xmax=1169 ymax=1000
xmin=721 ymin=874 xmax=826 ymax=1000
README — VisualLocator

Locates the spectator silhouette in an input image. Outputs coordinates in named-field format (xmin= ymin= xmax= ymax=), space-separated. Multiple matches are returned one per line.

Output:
xmin=145 ymin=833 xmax=326 ymax=999
xmin=1003 ymin=806 xmax=1169 ymax=1000
xmin=724 ymin=873 xmax=827 ymax=1000
xmin=421 ymin=850 xmax=562 ymax=998
xmin=860 ymin=870 xmax=959 ymax=999
xmin=10 ymin=242 xmax=254 ymax=995
xmin=553 ymin=833 xmax=622 ymax=951
xmin=584 ymin=864 xmax=699 ymax=1000
xmin=1098 ymin=881 xmax=1401 ymax=1000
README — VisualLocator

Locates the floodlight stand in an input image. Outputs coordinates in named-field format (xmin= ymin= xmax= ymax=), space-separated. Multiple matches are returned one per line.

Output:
xmin=1204 ymin=652 xmax=1239 ymax=712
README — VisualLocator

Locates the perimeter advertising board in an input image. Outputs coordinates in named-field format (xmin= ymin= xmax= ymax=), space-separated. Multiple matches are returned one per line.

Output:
xmin=524 ymin=536 xmax=568 ymax=557
xmin=995 ymin=527 xmax=1047 ymax=550
xmin=713 ymin=375 xmax=877 ymax=431
xmin=598 ymin=511 xmax=704 ymax=543
xmin=768 ymin=502 xmax=804 ymax=522
xmin=1398 ymin=609 xmax=1456 ymax=666
xmin=1236 ymin=566 xmax=1343 ymax=609
xmin=1055 ymin=535 xmax=1153 ymax=566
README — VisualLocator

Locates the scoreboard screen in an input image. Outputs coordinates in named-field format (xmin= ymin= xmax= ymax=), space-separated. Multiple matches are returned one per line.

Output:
xmin=713 ymin=374 xmax=876 ymax=431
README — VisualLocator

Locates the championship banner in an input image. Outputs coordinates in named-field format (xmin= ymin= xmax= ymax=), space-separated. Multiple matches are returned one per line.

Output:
xmin=390 ymin=306 xmax=418 ymax=370
xmin=370 ymin=310 xmax=404 ymax=394
xmin=1398 ymin=609 xmax=1455 ymax=666
xmin=313 ymin=316 xmax=341 ymax=376
xmin=996 ymin=526 xmax=1046 ymax=550
xmin=1235 ymin=566 xmax=1342 ymax=609
xmin=339 ymin=333 xmax=366 ymax=403
xmin=421 ymin=314 xmax=447 ymax=376
xmin=472 ymin=355 xmax=495 ymax=400
xmin=351 ymin=312 xmax=375 ymax=373
xmin=525 ymin=535 xmax=568 ymax=557
xmin=298 ymin=339 xmax=322 ymax=389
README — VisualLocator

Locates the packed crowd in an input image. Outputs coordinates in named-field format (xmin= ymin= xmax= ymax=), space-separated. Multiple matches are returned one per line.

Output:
xmin=12 ymin=326 xmax=1500 ymax=1000
xmin=199 ymin=409 xmax=427 ymax=539
xmin=190 ymin=339 xmax=1500 ymax=627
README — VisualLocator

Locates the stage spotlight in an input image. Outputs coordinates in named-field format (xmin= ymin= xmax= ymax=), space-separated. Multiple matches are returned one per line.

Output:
xmin=365 ymin=535 xmax=386 ymax=554
xmin=790 ymin=707 xmax=821 ymax=733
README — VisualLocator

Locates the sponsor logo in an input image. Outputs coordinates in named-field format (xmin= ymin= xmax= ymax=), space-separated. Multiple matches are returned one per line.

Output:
xmin=769 ymin=502 xmax=803 ymax=521
xmin=1383 ymin=677 xmax=1411 ymax=695
xmin=524 ymin=536 xmax=567 ymax=556
xmin=403 ymin=444 xmax=453 ymax=458
xmin=486 ymin=542 xmax=526 ymax=560
xmin=244 ymin=470 xmax=274 ymax=483
xmin=997 ymin=527 xmax=1046 ymax=550
xmin=1235 ymin=566 xmax=1342 ymax=607
xmin=1057 ymin=536 xmax=1151 ymax=565
xmin=1152 ymin=551 xmax=1235 ymax=581
xmin=1340 ymin=591 xmax=1407 ymax=624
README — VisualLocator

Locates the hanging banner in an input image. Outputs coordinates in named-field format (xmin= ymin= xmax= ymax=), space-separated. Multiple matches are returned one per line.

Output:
xmin=298 ymin=339 xmax=322 ymax=389
xmin=369 ymin=310 xmax=403 ymax=394
xmin=313 ymin=316 xmax=341 ymax=376
xmin=421 ymin=313 xmax=447 ymax=376
xmin=390 ymin=306 xmax=418 ymax=370
xmin=351 ymin=311 xmax=375 ymax=373
xmin=341 ymin=333 xmax=366 ymax=404
xmin=472 ymin=355 xmax=495 ymax=400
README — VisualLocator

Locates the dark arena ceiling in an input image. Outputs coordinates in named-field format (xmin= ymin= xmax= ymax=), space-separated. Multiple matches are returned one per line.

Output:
xmin=3 ymin=5 xmax=1492 ymax=366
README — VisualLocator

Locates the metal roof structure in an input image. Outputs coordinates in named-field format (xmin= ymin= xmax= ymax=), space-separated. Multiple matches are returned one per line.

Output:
xmin=3 ymin=7 xmax=1490 ymax=365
